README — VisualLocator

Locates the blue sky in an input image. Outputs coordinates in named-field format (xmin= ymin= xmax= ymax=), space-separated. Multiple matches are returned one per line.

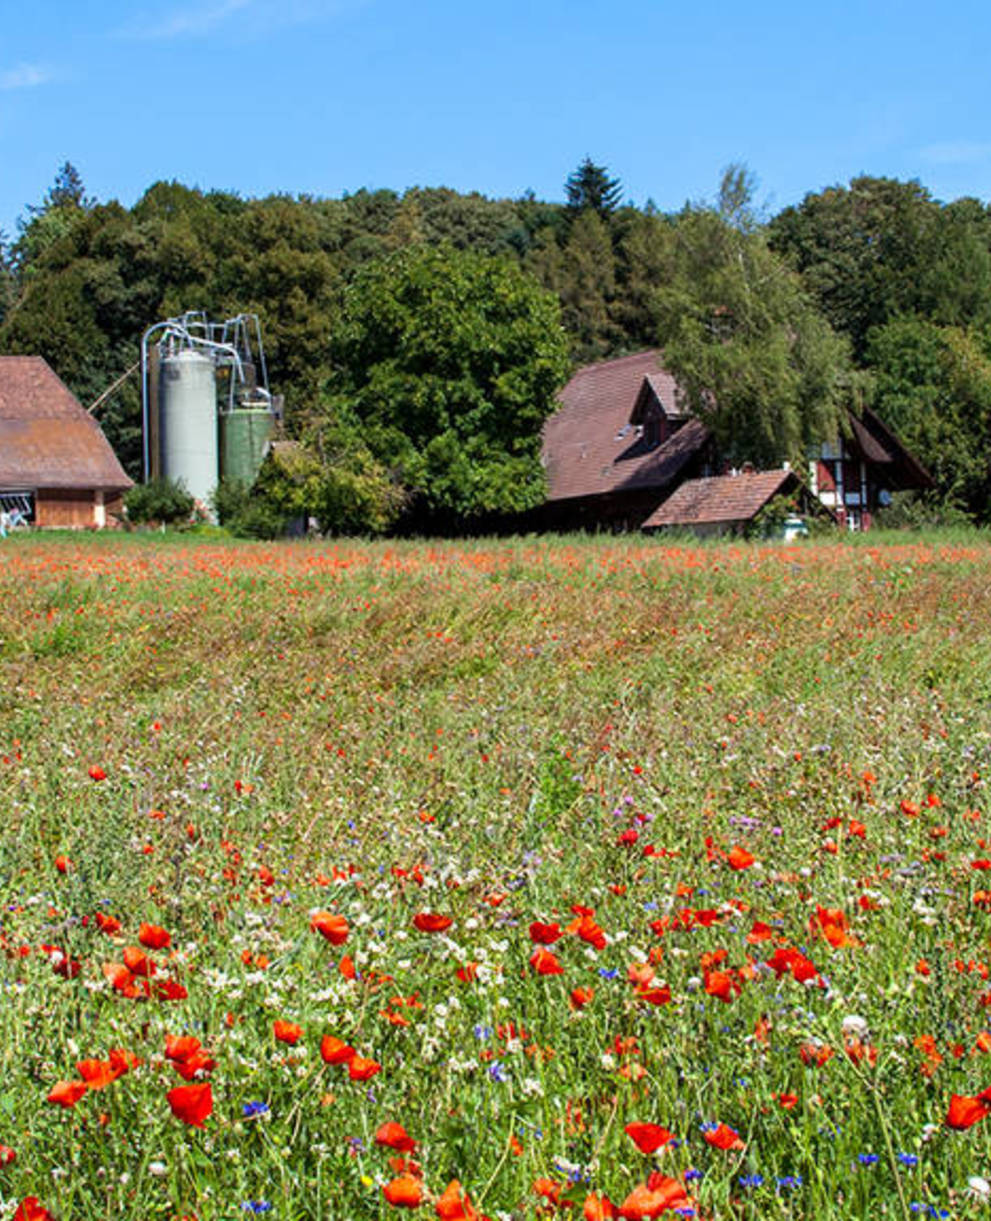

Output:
xmin=2 ymin=0 xmax=989 ymax=238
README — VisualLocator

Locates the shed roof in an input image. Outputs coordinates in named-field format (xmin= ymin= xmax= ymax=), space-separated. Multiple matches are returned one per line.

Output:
xmin=643 ymin=469 xmax=798 ymax=529
xmin=0 ymin=357 xmax=132 ymax=491
xmin=543 ymin=351 xmax=708 ymax=502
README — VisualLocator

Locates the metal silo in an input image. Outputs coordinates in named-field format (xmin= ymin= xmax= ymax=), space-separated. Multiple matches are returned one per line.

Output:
xmin=159 ymin=348 xmax=218 ymax=508
xmin=221 ymin=401 xmax=274 ymax=487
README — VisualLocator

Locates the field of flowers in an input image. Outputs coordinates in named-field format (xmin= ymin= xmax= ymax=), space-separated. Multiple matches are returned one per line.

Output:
xmin=2 ymin=532 xmax=991 ymax=1220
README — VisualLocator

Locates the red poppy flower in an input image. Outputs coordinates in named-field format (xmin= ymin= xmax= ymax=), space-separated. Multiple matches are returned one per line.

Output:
xmin=703 ymin=1122 xmax=744 ymax=1151
xmin=435 ymin=1179 xmax=479 ymax=1220
xmin=727 ymin=845 xmax=755 ymax=870
xmin=310 ymin=912 xmax=350 ymax=945
xmin=529 ymin=947 xmax=564 ymax=975
xmin=53 ymin=855 xmax=72 ymax=874
xmin=529 ymin=921 xmax=562 ymax=944
xmin=108 ymin=1048 xmax=141 ymax=1075
xmin=167 ymin=1082 xmax=212 ymax=1127
xmin=635 ymin=984 xmax=672 ymax=1006
xmin=165 ymin=1035 xmax=202 ymax=1063
xmin=704 ymin=970 xmax=740 ymax=1004
xmin=122 ymin=946 xmax=156 ymax=978
xmin=47 ymin=1080 xmax=87 ymax=1108
xmin=583 ymin=1193 xmax=618 ymax=1220
xmin=0 ymin=1144 xmax=15 ymax=1166
xmin=320 ymin=1035 xmax=356 ymax=1064
xmin=624 ymin=1122 xmax=675 ymax=1154
xmin=138 ymin=923 xmax=171 ymax=950
xmin=413 ymin=913 xmax=454 ymax=934
xmin=94 ymin=912 xmax=122 ymax=935
xmin=375 ymin=1121 xmax=417 ymax=1152
xmin=274 ymin=1019 xmax=302 ymax=1045
xmin=382 ymin=1175 xmax=423 ymax=1208
xmin=88 ymin=765 xmax=107 ymax=781
xmin=945 ymin=1093 xmax=991 ymax=1129
xmin=348 ymin=1054 xmax=381 ymax=1081
xmin=570 ymin=986 xmax=595 ymax=1009
xmin=618 ymin=1176 xmax=690 ymax=1219
xmin=76 ymin=1059 xmax=120 ymax=1090
xmin=13 ymin=1199 xmax=55 ymax=1221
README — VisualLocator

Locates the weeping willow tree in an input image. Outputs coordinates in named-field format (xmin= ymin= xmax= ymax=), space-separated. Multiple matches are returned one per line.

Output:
xmin=655 ymin=167 xmax=850 ymax=468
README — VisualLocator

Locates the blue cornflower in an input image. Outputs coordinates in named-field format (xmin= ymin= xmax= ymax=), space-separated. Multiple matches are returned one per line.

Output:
xmin=684 ymin=1168 xmax=703 ymax=1182
xmin=242 ymin=1101 xmax=270 ymax=1119
xmin=898 ymin=1153 xmax=919 ymax=1167
xmin=488 ymin=1061 xmax=508 ymax=1083
xmin=242 ymin=1203 xmax=273 ymax=1214
xmin=776 ymin=1175 xmax=803 ymax=1191
xmin=738 ymin=1174 xmax=764 ymax=1189
xmin=473 ymin=1024 xmax=493 ymax=1041
xmin=858 ymin=1153 xmax=880 ymax=1166
xmin=598 ymin=967 xmax=619 ymax=979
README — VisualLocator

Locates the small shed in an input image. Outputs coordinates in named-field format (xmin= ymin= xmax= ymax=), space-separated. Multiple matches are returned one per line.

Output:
xmin=0 ymin=356 xmax=132 ymax=528
xmin=642 ymin=469 xmax=803 ymax=536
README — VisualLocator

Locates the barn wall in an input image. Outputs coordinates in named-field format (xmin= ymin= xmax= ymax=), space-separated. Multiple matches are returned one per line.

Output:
xmin=36 ymin=489 xmax=97 ymax=529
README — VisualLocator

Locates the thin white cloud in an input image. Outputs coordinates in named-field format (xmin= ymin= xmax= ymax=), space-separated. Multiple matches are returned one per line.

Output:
xmin=0 ymin=63 xmax=51 ymax=90
xmin=119 ymin=0 xmax=360 ymax=40
xmin=122 ymin=0 xmax=252 ymax=40
xmin=919 ymin=140 xmax=991 ymax=167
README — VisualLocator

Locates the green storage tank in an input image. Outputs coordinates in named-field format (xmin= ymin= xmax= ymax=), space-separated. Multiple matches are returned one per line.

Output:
xmin=221 ymin=405 xmax=274 ymax=487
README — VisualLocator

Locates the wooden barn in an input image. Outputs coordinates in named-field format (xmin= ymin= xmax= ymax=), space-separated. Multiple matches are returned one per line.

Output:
xmin=540 ymin=350 xmax=930 ymax=533
xmin=0 ymin=356 xmax=132 ymax=528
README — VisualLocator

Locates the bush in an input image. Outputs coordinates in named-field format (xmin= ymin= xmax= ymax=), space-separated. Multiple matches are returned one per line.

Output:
xmin=124 ymin=478 xmax=195 ymax=525
xmin=211 ymin=479 xmax=288 ymax=540
xmin=873 ymin=490 xmax=974 ymax=531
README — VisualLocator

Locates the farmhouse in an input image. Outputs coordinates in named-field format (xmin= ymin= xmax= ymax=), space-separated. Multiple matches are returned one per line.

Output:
xmin=0 ymin=356 xmax=132 ymax=528
xmin=540 ymin=350 xmax=930 ymax=533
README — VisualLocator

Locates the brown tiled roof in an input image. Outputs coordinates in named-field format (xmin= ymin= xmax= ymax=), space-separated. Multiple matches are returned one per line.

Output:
xmin=0 ymin=357 xmax=132 ymax=491
xmin=543 ymin=351 xmax=708 ymax=502
xmin=643 ymin=469 xmax=798 ymax=529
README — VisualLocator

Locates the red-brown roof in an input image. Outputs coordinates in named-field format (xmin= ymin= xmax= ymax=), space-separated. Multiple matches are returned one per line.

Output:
xmin=642 ymin=469 xmax=798 ymax=529
xmin=543 ymin=351 xmax=708 ymax=502
xmin=0 ymin=357 xmax=132 ymax=491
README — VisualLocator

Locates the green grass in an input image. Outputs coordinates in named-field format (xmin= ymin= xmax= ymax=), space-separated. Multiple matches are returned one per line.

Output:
xmin=1 ymin=531 xmax=991 ymax=1219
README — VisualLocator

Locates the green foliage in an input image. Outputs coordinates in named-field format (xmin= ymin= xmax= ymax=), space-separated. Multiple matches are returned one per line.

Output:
xmin=872 ymin=489 xmax=975 ymax=531
xmin=865 ymin=316 xmax=991 ymax=519
xmin=323 ymin=244 xmax=572 ymax=525
xmin=769 ymin=177 xmax=991 ymax=359
xmin=210 ymin=478 xmax=288 ymax=539
xmin=565 ymin=157 xmax=623 ymax=218
xmin=656 ymin=185 xmax=850 ymax=467
xmin=124 ymin=476 xmax=195 ymax=525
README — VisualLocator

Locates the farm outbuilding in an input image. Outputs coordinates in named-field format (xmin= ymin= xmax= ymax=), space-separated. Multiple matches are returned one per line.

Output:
xmin=539 ymin=350 xmax=930 ymax=534
xmin=0 ymin=356 xmax=132 ymax=528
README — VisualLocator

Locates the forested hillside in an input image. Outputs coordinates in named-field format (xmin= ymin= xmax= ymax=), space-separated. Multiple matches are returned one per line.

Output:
xmin=2 ymin=161 xmax=991 ymax=527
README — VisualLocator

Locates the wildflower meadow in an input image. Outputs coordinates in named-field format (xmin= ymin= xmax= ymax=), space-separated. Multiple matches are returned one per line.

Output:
xmin=2 ymin=532 xmax=991 ymax=1221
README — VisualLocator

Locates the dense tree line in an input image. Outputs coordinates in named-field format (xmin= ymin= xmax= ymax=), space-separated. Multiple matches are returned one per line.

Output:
xmin=2 ymin=160 xmax=991 ymax=528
